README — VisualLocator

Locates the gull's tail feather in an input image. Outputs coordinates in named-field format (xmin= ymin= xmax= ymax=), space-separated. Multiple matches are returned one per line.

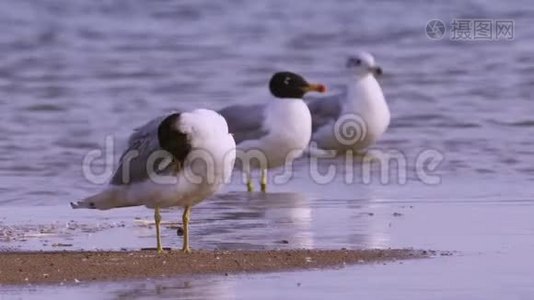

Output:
xmin=70 ymin=188 xmax=138 ymax=210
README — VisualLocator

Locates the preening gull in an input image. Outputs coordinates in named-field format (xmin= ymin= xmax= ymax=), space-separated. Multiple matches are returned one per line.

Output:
xmin=308 ymin=52 xmax=390 ymax=153
xmin=71 ymin=109 xmax=236 ymax=253
xmin=219 ymin=72 xmax=326 ymax=192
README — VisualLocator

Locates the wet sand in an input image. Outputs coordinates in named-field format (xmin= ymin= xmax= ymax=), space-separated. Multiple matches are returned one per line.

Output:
xmin=0 ymin=249 xmax=425 ymax=284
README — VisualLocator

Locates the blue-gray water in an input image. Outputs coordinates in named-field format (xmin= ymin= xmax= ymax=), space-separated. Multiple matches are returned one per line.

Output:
xmin=1 ymin=0 xmax=534 ymax=299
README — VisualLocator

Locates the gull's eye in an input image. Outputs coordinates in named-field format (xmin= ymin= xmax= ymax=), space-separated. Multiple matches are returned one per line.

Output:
xmin=347 ymin=58 xmax=362 ymax=68
xmin=284 ymin=77 xmax=291 ymax=85
xmin=351 ymin=58 xmax=361 ymax=65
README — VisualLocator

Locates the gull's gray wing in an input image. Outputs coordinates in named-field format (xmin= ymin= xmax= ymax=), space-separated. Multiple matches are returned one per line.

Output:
xmin=218 ymin=104 xmax=269 ymax=144
xmin=110 ymin=115 xmax=174 ymax=185
xmin=306 ymin=91 xmax=345 ymax=132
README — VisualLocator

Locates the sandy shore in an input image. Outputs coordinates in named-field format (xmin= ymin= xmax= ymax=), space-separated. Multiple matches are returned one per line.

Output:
xmin=0 ymin=249 xmax=427 ymax=284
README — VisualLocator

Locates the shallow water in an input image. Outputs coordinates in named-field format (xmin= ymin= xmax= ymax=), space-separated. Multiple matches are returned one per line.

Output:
xmin=1 ymin=0 xmax=534 ymax=298
xmin=1 ymin=0 xmax=533 ymax=205
xmin=2 ymin=195 xmax=534 ymax=299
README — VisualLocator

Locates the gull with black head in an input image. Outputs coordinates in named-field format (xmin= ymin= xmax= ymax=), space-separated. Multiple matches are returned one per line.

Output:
xmin=219 ymin=71 xmax=326 ymax=192
xmin=71 ymin=109 xmax=236 ymax=253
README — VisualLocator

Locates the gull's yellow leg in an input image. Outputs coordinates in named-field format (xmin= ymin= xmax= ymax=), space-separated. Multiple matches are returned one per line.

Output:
xmin=260 ymin=168 xmax=267 ymax=193
xmin=182 ymin=206 xmax=192 ymax=253
xmin=246 ymin=171 xmax=254 ymax=192
xmin=154 ymin=206 xmax=163 ymax=254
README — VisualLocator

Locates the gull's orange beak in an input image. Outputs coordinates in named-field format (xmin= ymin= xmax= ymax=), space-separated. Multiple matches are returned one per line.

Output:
xmin=302 ymin=83 xmax=327 ymax=94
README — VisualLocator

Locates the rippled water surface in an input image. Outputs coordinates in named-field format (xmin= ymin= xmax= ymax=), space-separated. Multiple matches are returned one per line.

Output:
xmin=1 ymin=0 xmax=533 ymax=299
xmin=1 ymin=0 xmax=533 ymax=204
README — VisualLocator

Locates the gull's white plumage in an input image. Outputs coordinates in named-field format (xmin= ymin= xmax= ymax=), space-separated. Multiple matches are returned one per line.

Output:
xmin=71 ymin=109 xmax=235 ymax=253
xmin=72 ymin=109 xmax=236 ymax=210
xmin=219 ymin=71 xmax=325 ymax=192
xmin=310 ymin=52 xmax=390 ymax=152
xmin=238 ymin=98 xmax=312 ymax=170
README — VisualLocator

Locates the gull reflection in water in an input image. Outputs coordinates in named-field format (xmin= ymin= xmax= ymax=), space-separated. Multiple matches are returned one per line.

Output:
xmin=347 ymin=194 xmax=393 ymax=249
xmin=111 ymin=276 xmax=235 ymax=300
xmin=192 ymin=192 xmax=314 ymax=249
xmin=167 ymin=188 xmax=391 ymax=251
xmin=304 ymin=187 xmax=392 ymax=249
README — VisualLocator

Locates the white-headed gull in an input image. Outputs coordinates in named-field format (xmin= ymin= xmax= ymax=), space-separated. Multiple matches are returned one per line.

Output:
xmin=308 ymin=52 xmax=390 ymax=154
